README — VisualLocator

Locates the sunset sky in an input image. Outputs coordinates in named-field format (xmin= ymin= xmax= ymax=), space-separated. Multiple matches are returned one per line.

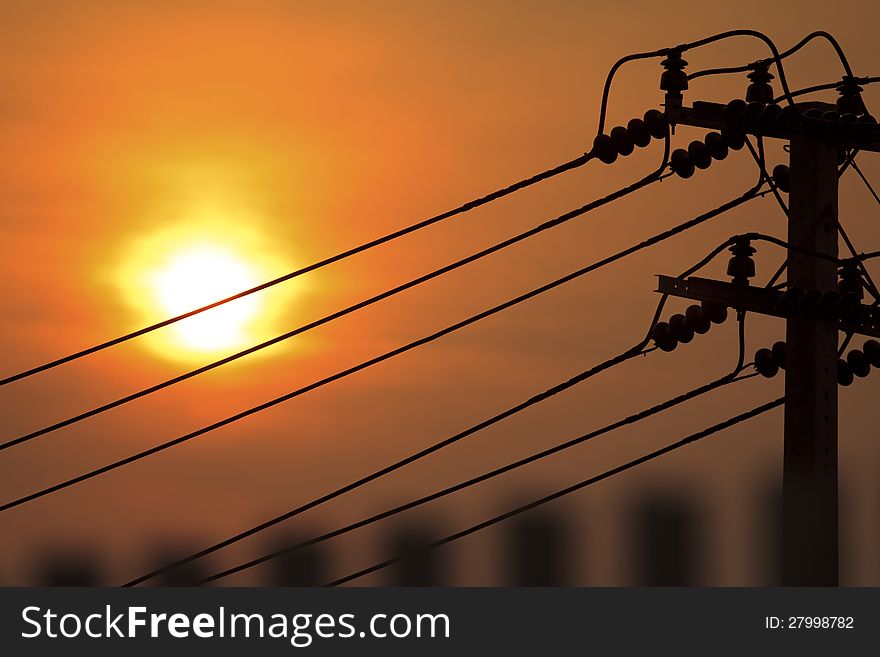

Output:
xmin=1 ymin=1 xmax=879 ymax=585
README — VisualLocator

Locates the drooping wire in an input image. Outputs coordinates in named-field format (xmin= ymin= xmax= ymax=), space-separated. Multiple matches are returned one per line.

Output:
xmin=688 ymin=31 xmax=853 ymax=82
xmin=774 ymin=76 xmax=880 ymax=104
xmin=0 ymin=140 xmax=671 ymax=454
xmin=597 ymin=28 xmax=796 ymax=136
xmin=194 ymin=314 xmax=753 ymax=586
xmin=326 ymin=397 xmax=785 ymax=587
xmin=0 ymin=152 xmax=597 ymax=388
xmin=125 ymin=233 xmax=756 ymax=587
xmin=676 ymin=29 xmax=795 ymax=104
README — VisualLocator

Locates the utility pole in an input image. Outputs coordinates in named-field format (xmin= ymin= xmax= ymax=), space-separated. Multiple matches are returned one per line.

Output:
xmin=649 ymin=64 xmax=879 ymax=585
xmin=782 ymin=134 xmax=839 ymax=586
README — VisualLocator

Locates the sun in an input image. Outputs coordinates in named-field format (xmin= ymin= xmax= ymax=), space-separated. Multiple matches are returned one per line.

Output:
xmin=116 ymin=218 xmax=298 ymax=363
xmin=149 ymin=245 xmax=262 ymax=352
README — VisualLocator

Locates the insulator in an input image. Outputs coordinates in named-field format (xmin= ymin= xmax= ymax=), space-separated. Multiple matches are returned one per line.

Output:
xmin=660 ymin=51 xmax=688 ymax=98
xmin=847 ymin=349 xmax=871 ymax=378
xmin=840 ymin=112 xmax=858 ymax=123
xmin=643 ymin=109 xmax=668 ymax=139
xmin=772 ymin=164 xmax=790 ymax=193
xmin=803 ymin=107 xmax=823 ymax=120
xmin=687 ymin=140 xmax=712 ymax=170
xmin=651 ymin=321 xmax=677 ymax=352
xmin=670 ymin=149 xmax=695 ymax=179
xmin=627 ymin=118 xmax=652 ymax=148
xmin=758 ymin=103 xmax=782 ymax=131
xmin=838 ymin=359 xmax=854 ymax=386
xmin=701 ymin=300 xmax=728 ymax=324
xmin=755 ymin=348 xmax=779 ymax=378
xmin=704 ymin=132 xmax=728 ymax=161
xmin=864 ymin=339 xmax=880 ymax=367
xmin=779 ymin=104 xmax=801 ymax=125
xmin=727 ymin=238 xmax=756 ymax=285
xmin=723 ymin=99 xmax=748 ymax=125
xmin=720 ymin=126 xmax=746 ymax=151
xmin=610 ymin=126 xmax=634 ymax=156
xmin=746 ymin=65 xmax=775 ymax=104
xmin=836 ymin=76 xmax=867 ymax=115
xmin=858 ymin=114 xmax=877 ymax=125
xmin=592 ymin=134 xmax=618 ymax=164
xmin=821 ymin=110 xmax=840 ymax=122
xmin=741 ymin=101 xmax=765 ymax=130
xmin=685 ymin=304 xmax=711 ymax=334
xmin=771 ymin=341 xmax=786 ymax=369
xmin=669 ymin=313 xmax=694 ymax=344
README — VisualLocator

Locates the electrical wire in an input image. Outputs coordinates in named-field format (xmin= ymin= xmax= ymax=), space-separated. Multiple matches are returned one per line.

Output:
xmin=0 ymin=141 xmax=672 ymax=453
xmin=1 ymin=30 xmax=866 ymax=391
xmin=0 ymin=184 xmax=771 ymax=516
xmin=597 ymin=29 xmax=795 ymax=136
xmin=195 ymin=331 xmax=753 ymax=585
xmin=688 ymin=31 xmax=853 ymax=82
xmin=326 ymin=397 xmax=785 ymax=587
xmin=774 ymin=76 xmax=880 ymax=104
xmin=124 ymin=234 xmax=756 ymax=587
xmin=0 ymin=29 xmax=834 ymax=388
xmin=0 ymin=152 xmax=598 ymax=388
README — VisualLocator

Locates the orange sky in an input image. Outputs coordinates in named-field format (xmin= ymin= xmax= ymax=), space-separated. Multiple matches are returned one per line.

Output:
xmin=1 ymin=0 xmax=880 ymax=585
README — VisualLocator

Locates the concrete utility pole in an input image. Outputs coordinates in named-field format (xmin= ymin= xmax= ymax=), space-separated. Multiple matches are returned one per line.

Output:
xmin=653 ymin=67 xmax=880 ymax=585
xmin=782 ymin=134 xmax=839 ymax=586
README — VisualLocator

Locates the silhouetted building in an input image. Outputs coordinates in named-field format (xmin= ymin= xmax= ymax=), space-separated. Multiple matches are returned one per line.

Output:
xmin=756 ymin=481 xmax=783 ymax=586
xmin=384 ymin=522 xmax=447 ymax=586
xmin=34 ymin=551 xmax=103 ymax=586
xmin=266 ymin=534 xmax=330 ymax=586
xmin=629 ymin=493 xmax=700 ymax=586
xmin=504 ymin=510 xmax=571 ymax=586
xmin=146 ymin=545 xmax=211 ymax=586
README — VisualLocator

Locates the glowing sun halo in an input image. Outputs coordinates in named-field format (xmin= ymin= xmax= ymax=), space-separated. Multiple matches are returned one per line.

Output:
xmin=149 ymin=245 xmax=261 ymax=352
xmin=117 ymin=219 xmax=296 ymax=363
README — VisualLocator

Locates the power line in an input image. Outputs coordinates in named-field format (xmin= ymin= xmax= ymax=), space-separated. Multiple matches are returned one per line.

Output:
xmin=195 ymin=331 xmax=752 ymax=585
xmin=8 ymin=31 xmax=788 ymax=389
xmin=774 ymin=76 xmax=880 ymax=104
xmin=0 ymin=185 xmax=763 ymax=514
xmin=124 ymin=232 xmax=754 ymax=586
xmin=326 ymin=397 xmax=785 ymax=587
xmin=688 ymin=31 xmax=853 ymax=82
xmin=597 ymin=29 xmax=797 ymax=136
xmin=0 ymin=144 xmax=671 ymax=453
xmin=0 ymin=152 xmax=597 ymax=388
xmin=129 ymin=346 xmax=652 ymax=587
